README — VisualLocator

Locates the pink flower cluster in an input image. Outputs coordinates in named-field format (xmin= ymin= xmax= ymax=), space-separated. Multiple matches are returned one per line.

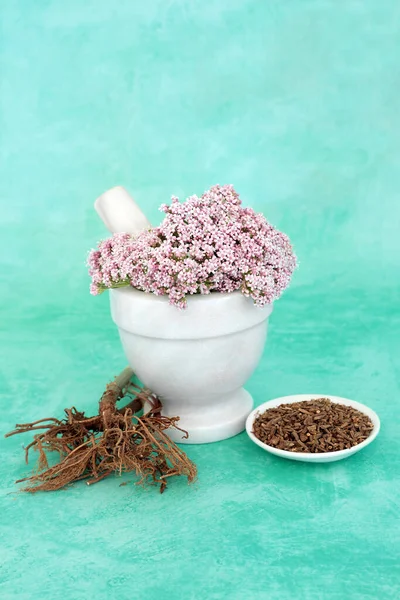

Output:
xmin=88 ymin=185 xmax=297 ymax=308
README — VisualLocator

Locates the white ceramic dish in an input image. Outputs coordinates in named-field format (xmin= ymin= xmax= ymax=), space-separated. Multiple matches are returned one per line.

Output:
xmin=246 ymin=394 xmax=380 ymax=463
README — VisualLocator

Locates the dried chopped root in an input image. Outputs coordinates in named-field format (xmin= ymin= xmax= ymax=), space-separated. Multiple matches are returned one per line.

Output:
xmin=252 ymin=398 xmax=374 ymax=453
xmin=5 ymin=367 xmax=197 ymax=493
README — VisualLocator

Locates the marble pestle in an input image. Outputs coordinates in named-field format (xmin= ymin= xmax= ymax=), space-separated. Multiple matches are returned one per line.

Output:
xmin=94 ymin=185 xmax=151 ymax=236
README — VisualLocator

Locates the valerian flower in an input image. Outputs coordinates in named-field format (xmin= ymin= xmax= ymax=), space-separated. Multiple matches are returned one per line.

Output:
xmin=88 ymin=185 xmax=297 ymax=308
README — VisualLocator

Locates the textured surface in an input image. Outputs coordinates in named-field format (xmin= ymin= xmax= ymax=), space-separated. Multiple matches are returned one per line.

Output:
xmin=1 ymin=1 xmax=400 ymax=599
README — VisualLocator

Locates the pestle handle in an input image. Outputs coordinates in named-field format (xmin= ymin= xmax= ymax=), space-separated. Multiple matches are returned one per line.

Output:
xmin=94 ymin=186 xmax=151 ymax=237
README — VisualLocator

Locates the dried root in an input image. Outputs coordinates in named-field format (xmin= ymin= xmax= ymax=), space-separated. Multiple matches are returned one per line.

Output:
xmin=5 ymin=367 xmax=197 ymax=493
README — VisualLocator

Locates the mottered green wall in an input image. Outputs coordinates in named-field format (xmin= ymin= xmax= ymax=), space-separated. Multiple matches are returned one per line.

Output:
xmin=1 ymin=1 xmax=399 ymax=599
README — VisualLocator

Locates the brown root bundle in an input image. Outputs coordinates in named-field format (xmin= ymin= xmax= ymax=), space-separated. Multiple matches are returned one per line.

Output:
xmin=5 ymin=367 xmax=197 ymax=493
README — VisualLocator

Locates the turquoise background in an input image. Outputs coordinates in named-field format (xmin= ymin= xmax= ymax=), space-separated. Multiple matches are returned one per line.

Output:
xmin=1 ymin=1 xmax=399 ymax=598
